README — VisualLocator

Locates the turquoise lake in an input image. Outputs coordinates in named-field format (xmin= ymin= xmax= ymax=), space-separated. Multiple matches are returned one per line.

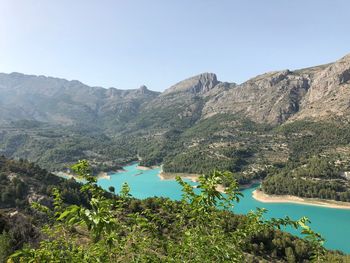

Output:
xmin=97 ymin=163 xmax=350 ymax=253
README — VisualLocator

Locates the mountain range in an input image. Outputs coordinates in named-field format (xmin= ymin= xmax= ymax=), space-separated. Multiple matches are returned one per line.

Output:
xmin=0 ymin=53 xmax=350 ymax=174
xmin=2 ymin=54 xmax=350 ymax=263
xmin=1 ymin=54 xmax=350 ymax=128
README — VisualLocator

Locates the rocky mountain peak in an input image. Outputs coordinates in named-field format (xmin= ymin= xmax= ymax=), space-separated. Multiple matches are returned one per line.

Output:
xmin=162 ymin=72 xmax=219 ymax=96
xmin=269 ymin=70 xmax=292 ymax=85
xmin=304 ymin=53 xmax=350 ymax=103
xmin=2 ymin=53 xmax=350 ymax=127
xmin=138 ymin=85 xmax=149 ymax=94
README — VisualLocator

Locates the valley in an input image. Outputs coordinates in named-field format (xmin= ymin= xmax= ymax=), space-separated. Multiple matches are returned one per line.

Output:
xmin=1 ymin=54 xmax=350 ymax=260
xmin=2 ymin=1 xmax=349 ymax=261
xmin=1 ymin=54 xmax=350 ymax=205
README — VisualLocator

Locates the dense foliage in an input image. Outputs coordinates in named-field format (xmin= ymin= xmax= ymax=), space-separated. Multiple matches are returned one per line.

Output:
xmin=258 ymin=120 xmax=350 ymax=201
xmin=2 ymin=113 xmax=350 ymax=203
xmin=0 ymin=156 xmax=88 ymax=210
xmin=262 ymin=157 xmax=350 ymax=202
xmin=278 ymin=121 xmax=350 ymax=161
xmin=0 ymin=124 xmax=136 ymax=172
xmin=1 ymin=160 xmax=349 ymax=262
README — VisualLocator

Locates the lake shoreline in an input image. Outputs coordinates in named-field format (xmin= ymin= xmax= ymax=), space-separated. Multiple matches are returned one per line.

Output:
xmin=137 ymin=165 xmax=160 ymax=171
xmin=158 ymin=172 xmax=264 ymax=193
xmin=239 ymin=179 xmax=262 ymax=190
xmin=253 ymin=189 xmax=350 ymax=210
xmin=158 ymin=171 xmax=230 ymax=193
xmin=97 ymin=172 xmax=111 ymax=180
xmin=57 ymin=162 xmax=350 ymax=252
xmin=158 ymin=171 xmax=200 ymax=182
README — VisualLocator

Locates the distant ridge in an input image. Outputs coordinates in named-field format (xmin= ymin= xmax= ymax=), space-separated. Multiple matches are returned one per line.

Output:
xmin=1 ymin=53 xmax=349 ymax=126
xmin=1 ymin=53 xmax=350 ymax=172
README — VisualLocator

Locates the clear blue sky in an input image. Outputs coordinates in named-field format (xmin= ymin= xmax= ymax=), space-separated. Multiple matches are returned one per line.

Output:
xmin=0 ymin=0 xmax=349 ymax=91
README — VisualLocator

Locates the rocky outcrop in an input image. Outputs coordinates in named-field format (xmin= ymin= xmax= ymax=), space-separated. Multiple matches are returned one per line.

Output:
xmin=1 ymin=53 xmax=350 ymax=128
xmin=289 ymin=54 xmax=350 ymax=121
xmin=137 ymin=85 xmax=149 ymax=94
xmin=203 ymin=53 xmax=350 ymax=124
xmin=202 ymin=69 xmax=311 ymax=124
xmin=0 ymin=73 xmax=160 ymax=126
xmin=134 ymin=73 xmax=222 ymax=130
xmin=162 ymin=73 xmax=219 ymax=96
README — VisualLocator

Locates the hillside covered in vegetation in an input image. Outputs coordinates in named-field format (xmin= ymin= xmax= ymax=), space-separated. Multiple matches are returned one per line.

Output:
xmin=1 ymin=54 xmax=350 ymax=203
xmin=1 ymin=158 xmax=349 ymax=262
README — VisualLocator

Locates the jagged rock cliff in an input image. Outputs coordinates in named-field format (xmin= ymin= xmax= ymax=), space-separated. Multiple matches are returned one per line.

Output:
xmin=162 ymin=73 xmax=219 ymax=95
xmin=0 ymin=73 xmax=160 ymax=126
xmin=1 ymin=53 xmax=350 ymax=128
xmin=202 ymin=54 xmax=350 ymax=124
xmin=291 ymin=54 xmax=350 ymax=121
xmin=1 ymin=53 xmax=350 ymax=172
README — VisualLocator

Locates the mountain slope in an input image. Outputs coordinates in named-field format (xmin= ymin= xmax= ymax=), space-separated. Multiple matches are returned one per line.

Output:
xmin=0 ymin=72 xmax=160 ymax=126
xmin=291 ymin=54 xmax=350 ymax=121
xmin=203 ymin=55 xmax=350 ymax=124
xmin=1 ymin=53 xmax=350 ymax=128
xmin=0 ymin=53 xmax=350 ymax=175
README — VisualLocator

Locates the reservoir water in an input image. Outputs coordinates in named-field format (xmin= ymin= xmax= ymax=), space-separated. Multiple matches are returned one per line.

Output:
xmin=97 ymin=163 xmax=350 ymax=253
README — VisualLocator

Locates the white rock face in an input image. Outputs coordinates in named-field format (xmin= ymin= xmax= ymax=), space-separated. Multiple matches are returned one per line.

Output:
xmin=203 ymin=54 xmax=350 ymax=124
xmin=162 ymin=73 xmax=219 ymax=96
xmin=1 ymin=53 xmax=350 ymax=126
xmin=291 ymin=54 xmax=350 ymax=121
xmin=202 ymin=69 xmax=311 ymax=124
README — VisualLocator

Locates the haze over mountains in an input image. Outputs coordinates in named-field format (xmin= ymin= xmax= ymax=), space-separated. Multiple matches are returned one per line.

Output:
xmin=0 ymin=72 xmax=160 ymax=126
xmin=0 ymin=53 xmax=350 ymax=173
xmin=1 ymin=53 xmax=349 ymax=129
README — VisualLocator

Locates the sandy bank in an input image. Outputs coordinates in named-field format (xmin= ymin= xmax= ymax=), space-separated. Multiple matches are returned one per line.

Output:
xmin=253 ymin=189 xmax=350 ymax=210
xmin=137 ymin=165 xmax=160 ymax=171
xmin=158 ymin=172 xmax=229 ymax=193
xmin=158 ymin=172 xmax=200 ymax=183
xmin=97 ymin=172 xmax=111 ymax=180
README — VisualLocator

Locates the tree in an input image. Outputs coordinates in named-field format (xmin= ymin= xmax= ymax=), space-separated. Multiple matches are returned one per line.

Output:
xmin=108 ymin=186 xmax=115 ymax=193
xmin=0 ymin=231 xmax=11 ymax=263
